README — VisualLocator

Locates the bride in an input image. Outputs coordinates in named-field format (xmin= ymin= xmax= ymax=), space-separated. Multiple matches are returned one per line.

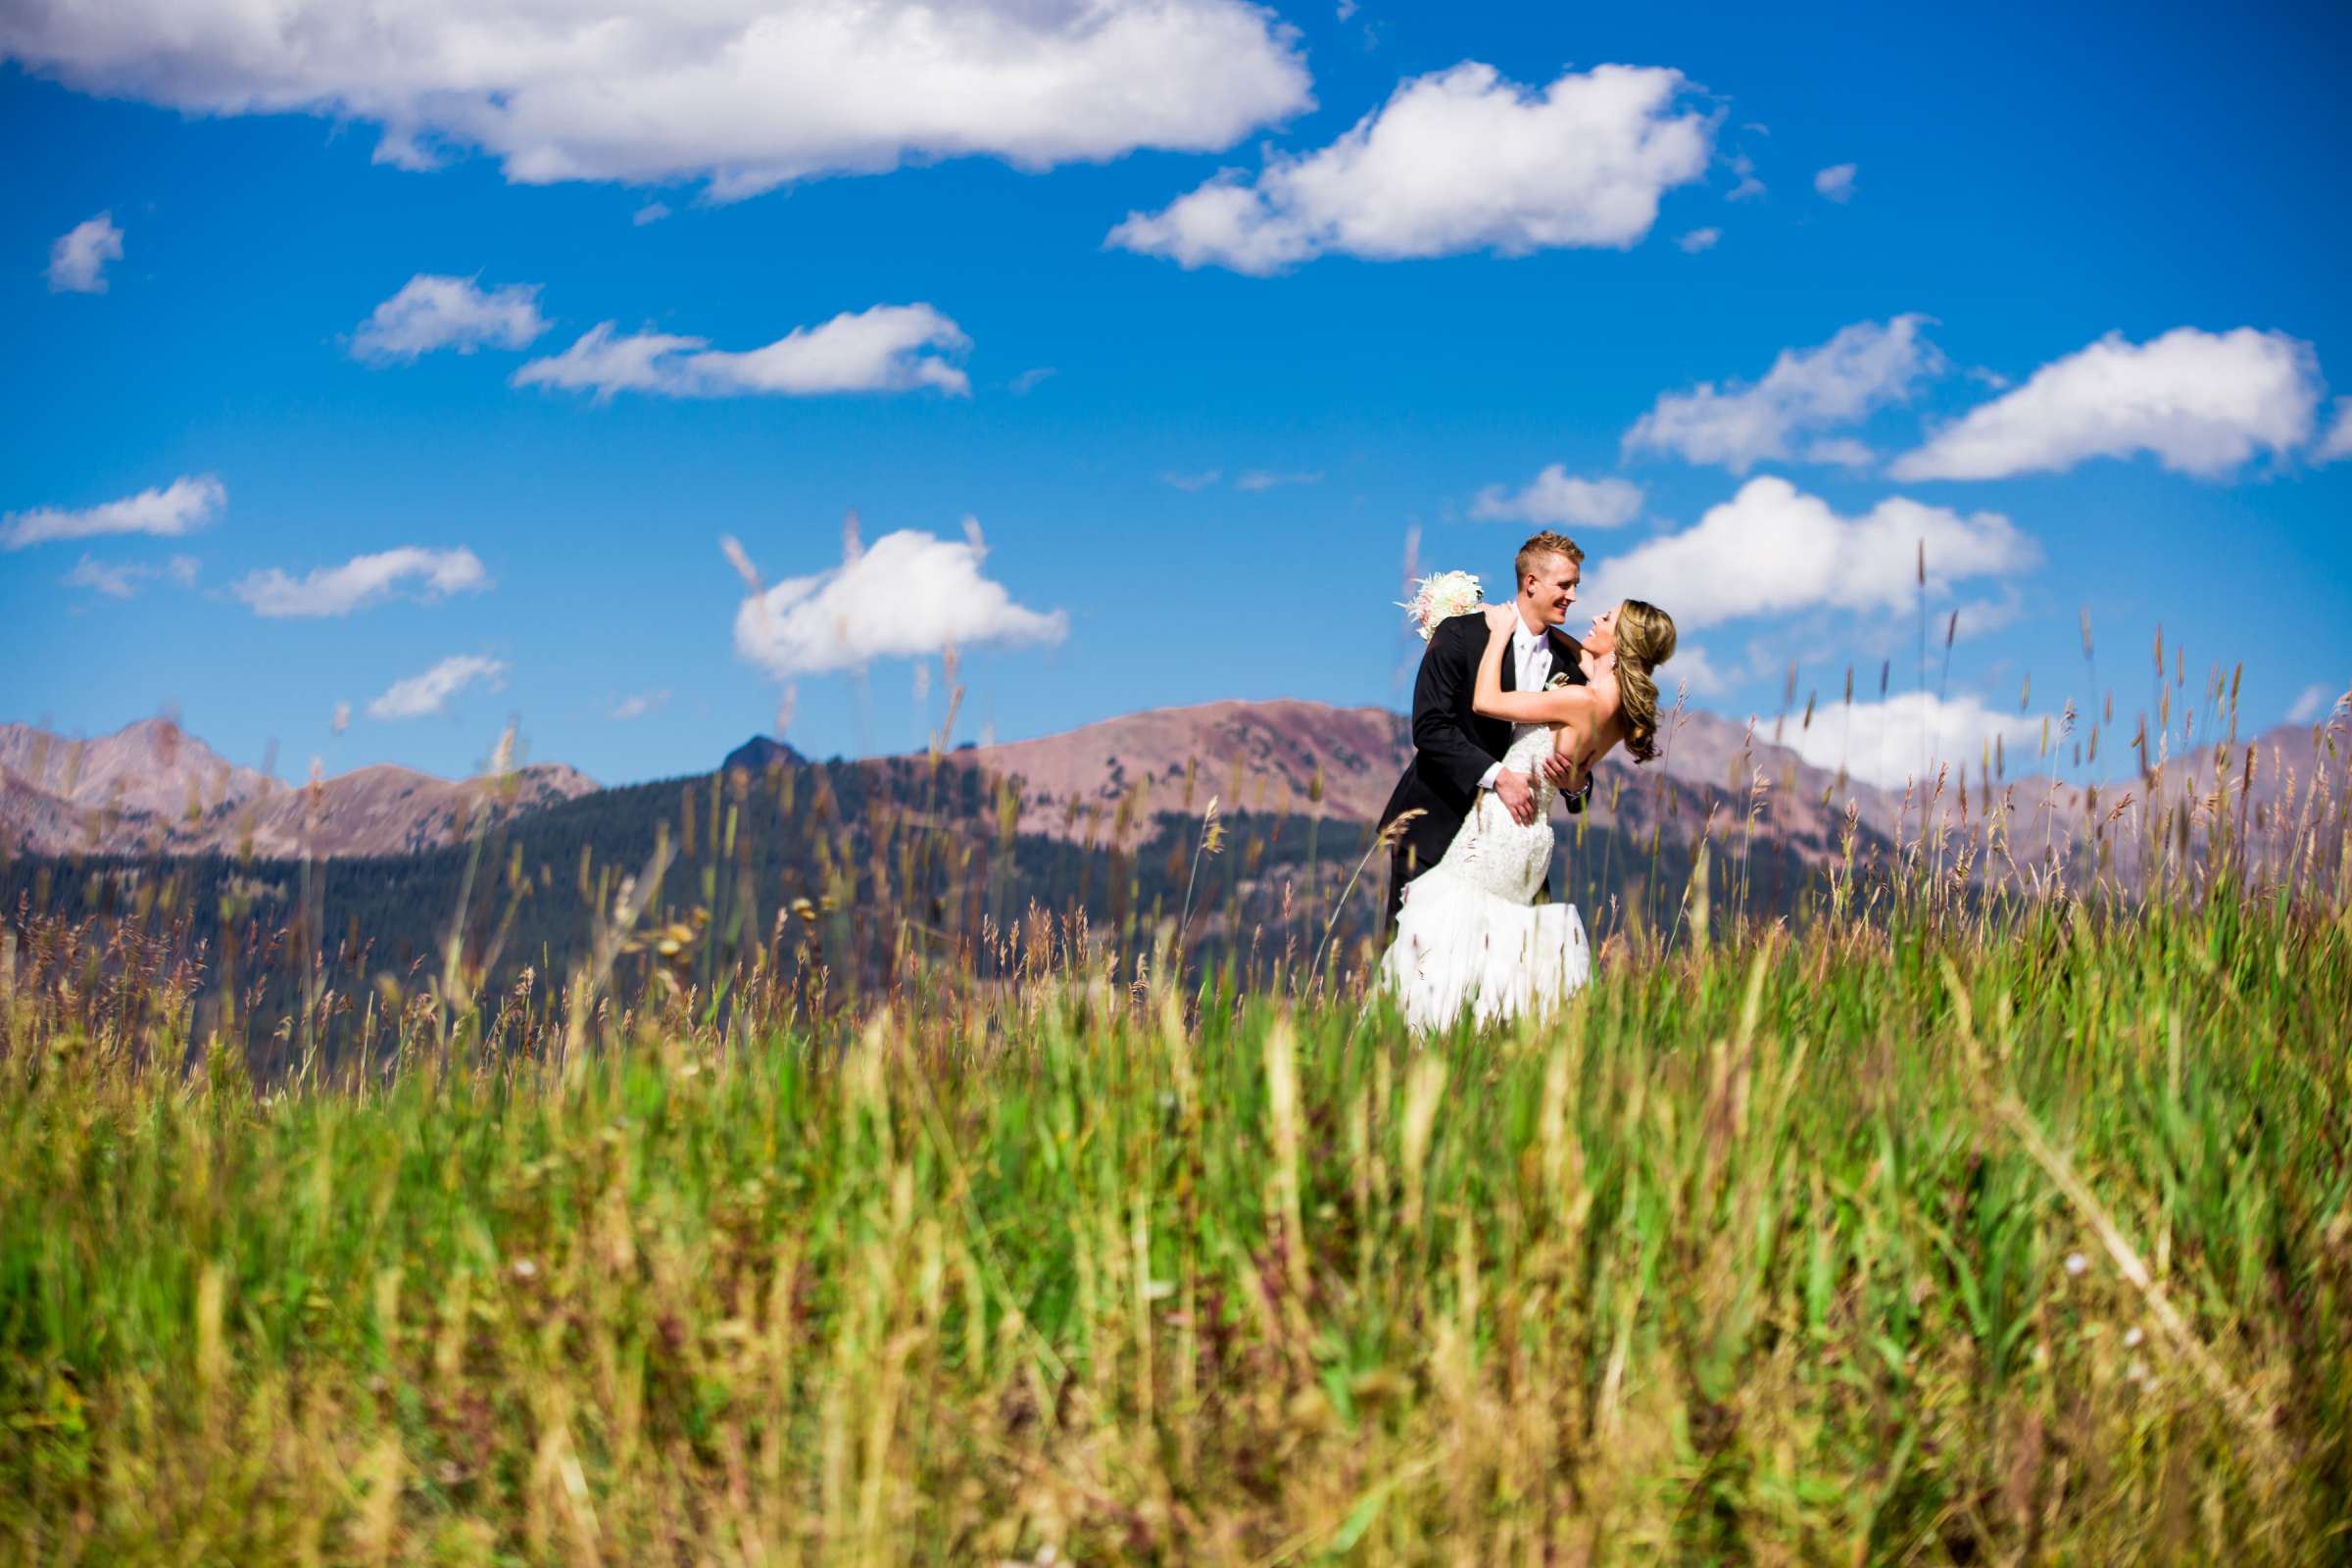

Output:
xmin=1379 ymin=596 xmax=1677 ymax=1032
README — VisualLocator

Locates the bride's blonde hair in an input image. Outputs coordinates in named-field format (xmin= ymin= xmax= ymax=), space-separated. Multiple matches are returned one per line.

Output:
xmin=1612 ymin=600 xmax=1677 ymax=763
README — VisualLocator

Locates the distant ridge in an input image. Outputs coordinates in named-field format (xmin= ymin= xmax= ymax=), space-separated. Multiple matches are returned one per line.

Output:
xmin=0 ymin=717 xmax=596 ymax=859
xmin=920 ymin=696 xmax=1892 ymax=858
xmin=721 ymin=735 xmax=807 ymax=776
xmin=10 ymin=701 xmax=2336 ymax=883
xmin=932 ymin=699 xmax=1411 ymax=839
xmin=912 ymin=696 xmax=2348 ymax=886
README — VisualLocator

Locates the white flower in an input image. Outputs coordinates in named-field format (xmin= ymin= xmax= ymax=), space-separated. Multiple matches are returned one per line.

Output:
xmin=1399 ymin=569 xmax=1484 ymax=641
xmin=2064 ymin=1251 xmax=2088 ymax=1276
xmin=2123 ymin=1326 xmax=2144 ymax=1348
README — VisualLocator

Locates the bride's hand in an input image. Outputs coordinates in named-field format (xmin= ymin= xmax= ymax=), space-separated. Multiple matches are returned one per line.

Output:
xmin=1483 ymin=602 xmax=1518 ymax=635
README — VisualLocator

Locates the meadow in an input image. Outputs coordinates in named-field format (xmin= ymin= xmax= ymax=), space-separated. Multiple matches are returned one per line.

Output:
xmin=3 ymin=705 xmax=2349 ymax=1565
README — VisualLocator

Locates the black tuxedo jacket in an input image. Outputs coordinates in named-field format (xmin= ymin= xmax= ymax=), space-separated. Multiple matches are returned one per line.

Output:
xmin=1379 ymin=612 xmax=1587 ymax=920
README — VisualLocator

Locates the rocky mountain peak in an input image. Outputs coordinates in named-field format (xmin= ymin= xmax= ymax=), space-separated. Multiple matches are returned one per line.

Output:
xmin=722 ymin=735 xmax=806 ymax=777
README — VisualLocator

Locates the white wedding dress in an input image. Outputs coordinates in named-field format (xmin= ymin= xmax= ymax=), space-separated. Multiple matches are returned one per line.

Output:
xmin=1379 ymin=724 xmax=1592 ymax=1033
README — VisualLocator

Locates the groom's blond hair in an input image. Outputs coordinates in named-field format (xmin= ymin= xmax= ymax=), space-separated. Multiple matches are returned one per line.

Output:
xmin=1514 ymin=530 xmax=1585 ymax=588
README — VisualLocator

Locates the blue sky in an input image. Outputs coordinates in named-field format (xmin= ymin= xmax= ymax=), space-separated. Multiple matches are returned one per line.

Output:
xmin=4 ymin=0 xmax=2348 ymax=789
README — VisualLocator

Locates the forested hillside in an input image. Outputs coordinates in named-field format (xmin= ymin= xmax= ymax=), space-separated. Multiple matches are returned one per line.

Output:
xmin=4 ymin=743 xmax=1842 ymax=1071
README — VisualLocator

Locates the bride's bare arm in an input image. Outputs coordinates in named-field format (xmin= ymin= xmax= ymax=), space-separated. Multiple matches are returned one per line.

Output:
xmin=1471 ymin=613 xmax=1591 ymax=724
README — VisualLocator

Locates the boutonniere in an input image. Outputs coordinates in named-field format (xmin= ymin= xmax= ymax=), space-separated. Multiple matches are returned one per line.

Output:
xmin=1545 ymin=672 xmax=1573 ymax=691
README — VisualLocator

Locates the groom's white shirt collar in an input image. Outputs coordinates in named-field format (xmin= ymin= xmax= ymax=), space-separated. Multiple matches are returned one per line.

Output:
xmin=1511 ymin=608 xmax=1551 ymax=674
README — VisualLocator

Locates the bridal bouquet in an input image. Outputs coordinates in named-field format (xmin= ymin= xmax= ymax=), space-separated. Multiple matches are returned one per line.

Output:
xmin=1400 ymin=570 xmax=1483 ymax=641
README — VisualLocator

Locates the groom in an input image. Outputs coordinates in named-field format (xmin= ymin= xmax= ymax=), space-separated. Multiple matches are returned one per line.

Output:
xmin=1380 ymin=530 xmax=1589 ymax=933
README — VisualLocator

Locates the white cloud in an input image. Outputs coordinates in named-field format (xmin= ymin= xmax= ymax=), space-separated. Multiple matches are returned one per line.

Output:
xmin=46 ymin=211 xmax=122 ymax=292
xmin=367 ymin=654 xmax=507 ymax=719
xmin=2316 ymin=397 xmax=2352 ymax=463
xmin=1802 ymin=437 xmax=1876 ymax=468
xmin=351 ymin=274 xmax=549 ymax=362
xmin=1 ymin=0 xmax=1308 ymax=198
xmin=2287 ymin=683 xmax=2344 ymax=724
xmin=64 ymin=558 xmax=137 ymax=597
xmin=732 ymin=525 xmax=1066 ymax=677
xmin=632 ymin=202 xmax=670 ymax=226
xmin=1948 ymin=584 xmax=2027 ymax=640
xmin=1468 ymin=466 xmax=1642 ymax=528
xmin=1108 ymin=62 xmax=1711 ymax=274
xmin=1163 ymin=469 xmax=1222 ymax=491
xmin=1676 ymin=226 xmax=1719 ymax=253
xmin=3 ymin=473 xmax=225 ymax=550
xmin=1580 ymin=475 xmax=2039 ymax=631
xmin=1235 ymin=469 xmax=1322 ymax=491
xmin=610 ymin=689 xmax=670 ymax=720
xmin=1813 ymin=163 xmax=1856 ymax=202
xmin=331 ymin=700 xmax=352 ymax=734
xmin=1779 ymin=691 xmax=2043 ymax=790
xmin=1663 ymin=643 xmax=1731 ymax=697
xmin=62 ymin=553 xmax=198 ymax=598
xmin=512 ymin=324 xmax=702 ymax=399
xmin=1009 ymin=367 xmax=1056 ymax=395
xmin=514 ymin=304 xmax=969 ymax=399
xmin=1890 ymin=327 xmax=2321 ymax=480
xmin=231 ymin=545 xmax=491 ymax=616
xmin=1625 ymin=316 xmax=1941 ymax=473
xmin=1725 ymin=151 xmax=1764 ymax=202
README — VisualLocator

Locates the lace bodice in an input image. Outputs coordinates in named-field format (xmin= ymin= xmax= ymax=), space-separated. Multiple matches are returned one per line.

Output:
xmin=1432 ymin=726 xmax=1559 ymax=900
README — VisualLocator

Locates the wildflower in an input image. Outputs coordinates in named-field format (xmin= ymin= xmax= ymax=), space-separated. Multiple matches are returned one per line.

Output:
xmin=2064 ymin=1252 xmax=2087 ymax=1276
xmin=2124 ymin=1326 xmax=2144 ymax=1348
xmin=511 ymin=1257 xmax=539 ymax=1281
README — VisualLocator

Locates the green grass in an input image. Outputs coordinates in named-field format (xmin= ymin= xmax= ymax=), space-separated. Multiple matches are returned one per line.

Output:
xmin=4 ymin=875 xmax=2350 ymax=1563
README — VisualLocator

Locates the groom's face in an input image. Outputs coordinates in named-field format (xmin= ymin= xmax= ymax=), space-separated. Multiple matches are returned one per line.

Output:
xmin=1519 ymin=554 xmax=1581 ymax=627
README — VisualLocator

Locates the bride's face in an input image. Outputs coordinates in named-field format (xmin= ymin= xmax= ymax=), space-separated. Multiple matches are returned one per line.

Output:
xmin=1584 ymin=604 xmax=1623 ymax=659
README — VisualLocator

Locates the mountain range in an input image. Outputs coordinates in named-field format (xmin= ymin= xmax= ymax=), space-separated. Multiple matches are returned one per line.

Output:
xmin=5 ymin=698 xmax=2337 ymax=888
xmin=0 ymin=717 xmax=595 ymax=859
xmin=8 ymin=697 xmax=2336 ymax=1071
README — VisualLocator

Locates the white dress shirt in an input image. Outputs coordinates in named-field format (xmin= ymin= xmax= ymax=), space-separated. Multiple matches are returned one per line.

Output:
xmin=1478 ymin=612 xmax=1552 ymax=792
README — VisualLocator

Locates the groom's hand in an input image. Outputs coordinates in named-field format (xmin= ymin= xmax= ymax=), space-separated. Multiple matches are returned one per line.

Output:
xmin=1492 ymin=769 xmax=1538 ymax=826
